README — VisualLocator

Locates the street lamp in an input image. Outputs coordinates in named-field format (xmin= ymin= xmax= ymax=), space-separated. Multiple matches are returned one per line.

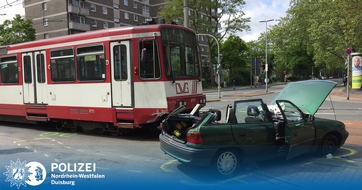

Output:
xmin=196 ymin=33 xmax=221 ymax=99
xmin=259 ymin=19 xmax=274 ymax=92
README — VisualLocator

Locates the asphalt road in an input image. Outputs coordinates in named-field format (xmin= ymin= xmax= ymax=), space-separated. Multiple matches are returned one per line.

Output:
xmin=0 ymin=84 xmax=361 ymax=190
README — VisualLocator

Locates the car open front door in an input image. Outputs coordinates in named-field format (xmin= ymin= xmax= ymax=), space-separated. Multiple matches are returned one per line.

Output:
xmin=275 ymin=100 xmax=316 ymax=160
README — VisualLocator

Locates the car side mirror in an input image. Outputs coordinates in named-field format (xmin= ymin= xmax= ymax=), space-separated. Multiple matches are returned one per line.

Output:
xmin=208 ymin=109 xmax=221 ymax=121
xmin=305 ymin=114 xmax=314 ymax=121
xmin=309 ymin=115 xmax=315 ymax=121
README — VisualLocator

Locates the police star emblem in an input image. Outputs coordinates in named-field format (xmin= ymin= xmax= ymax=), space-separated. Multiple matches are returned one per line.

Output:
xmin=3 ymin=159 xmax=31 ymax=189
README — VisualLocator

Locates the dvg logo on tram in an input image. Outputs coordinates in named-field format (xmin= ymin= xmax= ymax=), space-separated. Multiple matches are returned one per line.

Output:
xmin=175 ymin=82 xmax=189 ymax=94
xmin=175 ymin=81 xmax=198 ymax=94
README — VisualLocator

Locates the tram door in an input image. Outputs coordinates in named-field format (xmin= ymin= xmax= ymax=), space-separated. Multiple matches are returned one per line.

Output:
xmin=22 ymin=51 xmax=48 ymax=104
xmin=110 ymin=41 xmax=133 ymax=107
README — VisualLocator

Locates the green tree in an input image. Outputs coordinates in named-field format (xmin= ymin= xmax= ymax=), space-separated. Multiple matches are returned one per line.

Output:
xmin=158 ymin=0 xmax=250 ymax=85
xmin=0 ymin=14 xmax=35 ymax=45
xmin=269 ymin=15 xmax=314 ymax=80
xmin=221 ymin=35 xmax=249 ymax=85
xmin=158 ymin=0 xmax=250 ymax=39
xmin=269 ymin=0 xmax=362 ymax=80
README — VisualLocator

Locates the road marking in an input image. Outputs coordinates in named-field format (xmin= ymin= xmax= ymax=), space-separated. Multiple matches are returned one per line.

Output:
xmin=160 ymin=159 xmax=178 ymax=173
xmin=337 ymin=147 xmax=358 ymax=158
xmin=38 ymin=132 xmax=77 ymax=138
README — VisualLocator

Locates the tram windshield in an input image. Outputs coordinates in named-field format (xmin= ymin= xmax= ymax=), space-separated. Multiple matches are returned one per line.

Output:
xmin=161 ymin=27 xmax=200 ymax=79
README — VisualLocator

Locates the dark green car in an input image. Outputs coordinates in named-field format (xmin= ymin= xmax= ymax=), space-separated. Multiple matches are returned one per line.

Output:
xmin=159 ymin=80 xmax=349 ymax=176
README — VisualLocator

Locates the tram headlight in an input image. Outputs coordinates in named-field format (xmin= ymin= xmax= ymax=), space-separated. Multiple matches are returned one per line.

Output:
xmin=199 ymin=98 xmax=206 ymax=104
xmin=178 ymin=101 xmax=186 ymax=107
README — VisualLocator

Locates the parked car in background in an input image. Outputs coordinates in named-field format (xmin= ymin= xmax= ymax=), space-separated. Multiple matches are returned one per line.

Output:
xmin=159 ymin=80 xmax=349 ymax=177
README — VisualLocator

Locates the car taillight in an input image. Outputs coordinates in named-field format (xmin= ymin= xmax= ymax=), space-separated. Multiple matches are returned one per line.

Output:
xmin=187 ymin=131 xmax=203 ymax=144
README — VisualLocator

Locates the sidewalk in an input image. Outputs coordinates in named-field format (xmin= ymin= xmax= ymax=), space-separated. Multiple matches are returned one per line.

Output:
xmin=331 ymin=86 xmax=362 ymax=103
xmin=205 ymin=83 xmax=362 ymax=103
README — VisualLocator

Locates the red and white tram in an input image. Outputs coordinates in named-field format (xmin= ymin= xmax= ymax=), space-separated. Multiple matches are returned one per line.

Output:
xmin=0 ymin=24 xmax=206 ymax=131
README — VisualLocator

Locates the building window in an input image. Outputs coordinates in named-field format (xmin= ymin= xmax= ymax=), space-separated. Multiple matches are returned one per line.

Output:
xmin=114 ymin=18 xmax=120 ymax=23
xmin=90 ymin=4 xmax=96 ymax=12
xmin=124 ymin=12 xmax=129 ymax=20
xmin=70 ymin=0 xmax=84 ymax=8
xmin=43 ymin=18 xmax=48 ymax=26
xmin=80 ymin=16 xmax=85 ymax=24
xmin=102 ymin=6 xmax=108 ymax=15
xmin=42 ymin=2 xmax=47 ymax=11
xmin=142 ymin=5 xmax=149 ymax=12
xmin=113 ymin=3 xmax=119 ymax=9
xmin=103 ymin=22 xmax=108 ymax=29
xmin=134 ymin=15 xmax=138 ymax=21
xmin=44 ymin=33 xmax=49 ymax=39
xmin=91 ymin=19 xmax=97 ymax=27
xmin=124 ymin=0 xmax=128 ymax=6
xmin=133 ymin=2 xmax=137 ymax=8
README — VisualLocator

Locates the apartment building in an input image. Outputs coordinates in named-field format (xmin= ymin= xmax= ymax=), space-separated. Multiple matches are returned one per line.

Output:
xmin=23 ymin=0 xmax=167 ymax=40
xmin=24 ymin=0 xmax=216 ymax=74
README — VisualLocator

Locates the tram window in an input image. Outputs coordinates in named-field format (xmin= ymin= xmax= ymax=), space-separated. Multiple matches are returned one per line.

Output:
xmin=77 ymin=45 xmax=105 ymax=81
xmin=161 ymin=27 xmax=200 ymax=79
xmin=50 ymin=48 xmax=75 ymax=82
xmin=113 ymin=45 xmax=127 ymax=81
xmin=0 ymin=56 xmax=18 ymax=84
xmin=36 ymin=54 xmax=46 ymax=83
xmin=23 ymin=55 xmax=32 ymax=84
xmin=139 ymin=39 xmax=160 ymax=79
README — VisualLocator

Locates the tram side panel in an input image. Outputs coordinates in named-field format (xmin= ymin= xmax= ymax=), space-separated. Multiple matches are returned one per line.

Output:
xmin=0 ymin=85 xmax=24 ymax=116
xmin=46 ymin=83 xmax=114 ymax=123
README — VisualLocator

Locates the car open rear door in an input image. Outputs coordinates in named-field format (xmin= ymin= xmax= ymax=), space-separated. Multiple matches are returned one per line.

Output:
xmin=276 ymin=100 xmax=315 ymax=159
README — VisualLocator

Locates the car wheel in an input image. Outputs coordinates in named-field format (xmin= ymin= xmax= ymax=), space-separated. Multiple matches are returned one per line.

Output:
xmin=319 ymin=134 xmax=339 ymax=156
xmin=213 ymin=150 xmax=240 ymax=176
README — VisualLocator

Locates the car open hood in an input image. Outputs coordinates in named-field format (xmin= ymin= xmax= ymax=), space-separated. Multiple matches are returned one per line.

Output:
xmin=270 ymin=80 xmax=337 ymax=115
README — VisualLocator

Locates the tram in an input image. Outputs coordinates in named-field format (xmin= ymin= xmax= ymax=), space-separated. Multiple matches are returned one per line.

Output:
xmin=0 ymin=24 xmax=206 ymax=132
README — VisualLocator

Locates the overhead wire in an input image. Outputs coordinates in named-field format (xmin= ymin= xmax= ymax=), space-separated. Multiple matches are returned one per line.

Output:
xmin=0 ymin=0 xmax=23 ymax=10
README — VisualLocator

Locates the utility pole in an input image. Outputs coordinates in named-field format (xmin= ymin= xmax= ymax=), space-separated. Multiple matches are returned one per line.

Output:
xmin=183 ymin=0 xmax=189 ymax=27
xmin=197 ymin=33 xmax=221 ymax=99
xmin=259 ymin=19 xmax=274 ymax=92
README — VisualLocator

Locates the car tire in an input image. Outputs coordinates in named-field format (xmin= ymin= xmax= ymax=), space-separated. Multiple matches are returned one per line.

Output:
xmin=213 ymin=149 xmax=240 ymax=177
xmin=319 ymin=134 xmax=340 ymax=156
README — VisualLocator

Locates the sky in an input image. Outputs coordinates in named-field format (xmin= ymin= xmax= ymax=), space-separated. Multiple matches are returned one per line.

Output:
xmin=0 ymin=0 xmax=290 ymax=42
xmin=0 ymin=0 xmax=24 ymax=22
xmin=240 ymin=0 xmax=290 ymax=41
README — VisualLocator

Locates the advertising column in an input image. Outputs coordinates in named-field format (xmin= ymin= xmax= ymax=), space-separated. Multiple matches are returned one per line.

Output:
xmin=351 ymin=52 xmax=362 ymax=89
